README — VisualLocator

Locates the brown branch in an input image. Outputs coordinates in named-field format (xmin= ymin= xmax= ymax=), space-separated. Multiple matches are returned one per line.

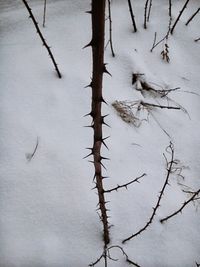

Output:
xmin=21 ymin=0 xmax=62 ymax=78
xmin=170 ymin=0 xmax=190 ymax=34
xmin=104 ymin=173 xmax=146 ymax=193
xmin=107 ymin=0 xmax=115 ymax=57
xmin=185 ymin=7 xmax=200 ymax=26
xmin=127 ymin=0 xmax=137 ymax=32
xmin=122 ymin=143 xmax=175 ymax=243
xmin=87 ymin=0 xmax=110 ymax=247
xmin=160 ymin=188 xmax=200 ymax=223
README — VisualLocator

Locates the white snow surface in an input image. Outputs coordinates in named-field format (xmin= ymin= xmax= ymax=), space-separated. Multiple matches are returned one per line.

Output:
xmin=0 ymin=0 xmax=200 ymax=266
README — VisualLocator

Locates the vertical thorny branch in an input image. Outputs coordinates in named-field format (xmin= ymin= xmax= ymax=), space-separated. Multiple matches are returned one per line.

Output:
xmin=86 ymin=0 xmax=110 ymax=248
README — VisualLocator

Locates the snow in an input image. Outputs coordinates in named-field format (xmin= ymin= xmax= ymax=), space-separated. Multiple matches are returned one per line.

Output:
xmin=0 ymin=0 xmax=200 ymax=266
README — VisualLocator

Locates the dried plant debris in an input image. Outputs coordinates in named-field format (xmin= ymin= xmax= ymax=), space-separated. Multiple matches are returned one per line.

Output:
xmin=112 ymin=100 xmax=144 ymax=127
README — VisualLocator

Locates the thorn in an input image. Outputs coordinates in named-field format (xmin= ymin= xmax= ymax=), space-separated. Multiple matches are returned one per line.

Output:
xmin=100 ymin=156 xmax=110 ymax=161
xmin=83 ymin=111 xmax=95 ymax=118
xmin=100 ymin=161 xmax=107 ymax=170
xmin=85 ymin=10 xmax=92 ymax=14
xmin=83 ymin=40 xmax=94 ymax=49
xmin=84 ymin=82 xmax=93 ymax=88
xmin=83 ymin=152 xmax=93 ymax=159
xmin=103 ymin=63 xmax=112 ymax=76
xmin=99 ymin=96 xmax=108 ymax=104
xmin=84 ymin=124 xmax=94 ymax=129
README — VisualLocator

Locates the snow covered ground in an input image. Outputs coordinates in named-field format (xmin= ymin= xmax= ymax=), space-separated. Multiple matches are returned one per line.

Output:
xmin=0 ymin=0 xmax=200 ymax=266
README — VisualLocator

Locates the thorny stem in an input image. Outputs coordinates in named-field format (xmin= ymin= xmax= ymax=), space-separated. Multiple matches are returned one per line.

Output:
xmin=122 ymin=143 xmax=175 ymax=243
xmin=104 ymin=173 xmax=146 ymax=193
xmin=21 ymin=0 xmax=62 ymax=78
xmin=89 ymin=0 xmax=110 ymax=246
xmin=160 ymin=188 xmax=200 ymax=223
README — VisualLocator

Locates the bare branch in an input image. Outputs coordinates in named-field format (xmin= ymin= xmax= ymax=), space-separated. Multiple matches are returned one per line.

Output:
xmin=195 ymin=37 xmax=200 ymax=42
xmin=104 ymin=173 xmax=146 ymax=193
xmin=185 ymin=7 xmax=200 ymax=26
xmin=122 ymin=143 xmax=175 ymax=243
xmin=21 ymin=0 xmax=62 ymax=78
xmin=107 ymin=0 xmax=115 ymax=57
xmin=127 ymin=0 xmax=137 ymax=32
xmin=171 ymin=0 xmax=190 ymax=34
xmin=147 ymin=0 xmax=153 ymax=22
xmin=144 ymin=0 xmax=150 ymax=29
xmin=43 ymin=0 xmax=47 ymax=27
xmin=89 ymin=245 xmax=140 ymax=267
xmin=160 ymin=188 xmax=200 ymax=223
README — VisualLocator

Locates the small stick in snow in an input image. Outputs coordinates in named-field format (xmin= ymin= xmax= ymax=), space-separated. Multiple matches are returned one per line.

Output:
xmin=185 ymin=7 xmax=200 ymax=26
xmin=194 ymin=37 xmax=200 ymax=42
xmin=170 ymin=0 xmax=190 ymax=34
xmin=21 ymin=0 xmax=62 ymax=78
xmin=169 ymin=0 xmax=172 ymax=18
xmin=144 ymin=0 xmax=150 ymax=29
xmin=147 ymin=0 xmax=153 ymax=22
xmin=160 ymin=188 xmax=200 ymax=223
xmin=140 ymin=101 xmax=181 ymax=110
xmin=43 ymin=0 xmax=47 ymax=27
xmin=127 ymin=0 xmax=137 ymax=32
xmin=104 ymin=173 xmax=146 ymax=193
xmin=107 ymin=0 xmax=115 ymax=57
xmin=26 ymin=137 xmax=39 ymax=162
xmin=122 ymin=143 xmax=175 ymax=243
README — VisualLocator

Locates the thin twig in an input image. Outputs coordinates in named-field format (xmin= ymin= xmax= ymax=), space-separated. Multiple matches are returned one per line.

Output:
xmin=21 ymin=0 xmax=62 ymax=78
xmin=171 ymin=0 xmax=190 ymax=34
xmin=43 ymin=0 xmax=47 ymax=27
xmin=104 ymin=173 xmax=146 ymax=193
xmin=147 ymin=0 xmax=153 ymax=22
xmin=144 ymin=0 xmax=150 ymax=29
xmin=140 ymin=101 xmax=181 ymax=110
xmin=185 ymin=7 xmax=200 ymax=26
xmin=26 ymin=137 xmax=39 ymax=162
xmin=107 ymin=0 xmax=115 ymax=57
xmin=160 ymin=188 xmax=200 ymax=223
xmin=122 ymin=143 xmax=175 ymax=243
xmin=89 ymin=245 xmax=140 ymax=266
xmin=127 ymin=0 xmax=137 ymax=32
